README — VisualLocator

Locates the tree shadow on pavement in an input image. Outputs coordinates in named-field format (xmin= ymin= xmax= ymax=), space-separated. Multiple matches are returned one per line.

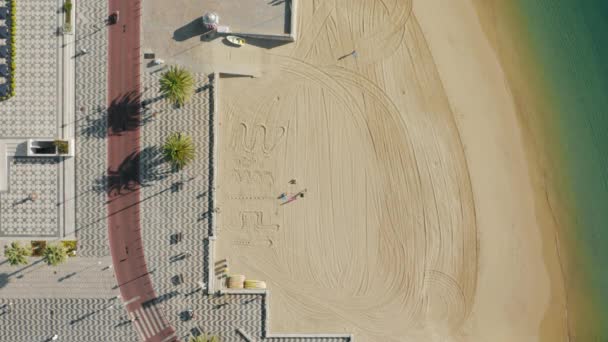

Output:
xmin=79 ymin=107 xmax=108 ymax=139
xmin=108 ymin=91 xmax=141 ymax=135
xmin=94 ymin=147 xmax=172 ymax=196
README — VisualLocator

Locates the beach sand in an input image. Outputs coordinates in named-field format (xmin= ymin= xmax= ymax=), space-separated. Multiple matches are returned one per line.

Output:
xmin=211 ymin=0 xmax=569 ymax=340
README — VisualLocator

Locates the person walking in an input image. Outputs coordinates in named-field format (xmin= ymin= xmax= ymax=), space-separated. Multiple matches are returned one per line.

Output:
xmin=338 ymin=50 xmax=358 ymax=60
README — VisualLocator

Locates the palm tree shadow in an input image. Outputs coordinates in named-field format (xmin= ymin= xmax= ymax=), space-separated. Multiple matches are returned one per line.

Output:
xmin=93 ymin=147 xmax=172 ymax=195
xmin=80 ymin=107 xmax=107 ymax=139
xmin=140 ymin=146 xmax=173 ymax=186
xmin=108 ymin=91 xmax=141 ymax=135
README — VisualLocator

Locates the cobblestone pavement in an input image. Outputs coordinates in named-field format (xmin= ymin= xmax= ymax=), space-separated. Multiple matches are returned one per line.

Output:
xmin=0 ymin=0 xmax=57 ymax=137
xmin=0 ymin=158 xmax=59 ymax=237
xmin=0 ymin=0 xmax=62 ymax=238
xmin=140 ymin=70 xmax=216 ymax=339
xmin=74 ymin=0 xmax=111 ymax=257
xmin=0 ymin=298 xmax=138 ymax=341
xmin=0 ymin=254 xmax=118 ymax=299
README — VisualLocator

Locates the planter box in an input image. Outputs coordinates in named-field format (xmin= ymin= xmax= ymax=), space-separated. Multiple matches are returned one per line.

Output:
xmin=26 ymin=139 xmax=74 ymax=157
xmin=31 ymin=240 xmax=46 ymax=256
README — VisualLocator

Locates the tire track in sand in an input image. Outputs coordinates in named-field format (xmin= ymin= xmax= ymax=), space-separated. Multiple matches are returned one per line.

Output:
xmin=216 ymin=5 xmax=477 ymax=342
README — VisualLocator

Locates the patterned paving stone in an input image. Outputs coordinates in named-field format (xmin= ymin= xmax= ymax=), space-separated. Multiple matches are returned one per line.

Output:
xmin=0 ymin=0 xmax=57 ymax=137
xmin=140 ymin=70 xmax=215 ymax=339
xmin=74 ymin=0 xmax=110 ymax=257
xmin=0 ymin=157 xmax=58 ymax=237
xmin=0 ymin=298 xmax=138 ymax=342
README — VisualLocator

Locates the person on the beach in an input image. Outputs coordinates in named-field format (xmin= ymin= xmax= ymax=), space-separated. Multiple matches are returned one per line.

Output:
xmin=278 ymin=193 xmax=287 ymax=200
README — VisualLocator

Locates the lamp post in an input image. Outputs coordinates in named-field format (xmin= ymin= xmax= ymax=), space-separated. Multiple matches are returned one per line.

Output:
xmin=202 ymin=12 xmax=219 ymax=31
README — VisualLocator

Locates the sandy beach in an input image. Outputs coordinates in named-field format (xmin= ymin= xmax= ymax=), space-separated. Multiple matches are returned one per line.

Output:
xmin=210 ymin=0 xmax=569 ymax=340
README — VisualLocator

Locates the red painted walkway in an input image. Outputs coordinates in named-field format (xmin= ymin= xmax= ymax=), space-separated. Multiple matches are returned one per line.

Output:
xmin=106 ymin=0 xmax=176 ymax=341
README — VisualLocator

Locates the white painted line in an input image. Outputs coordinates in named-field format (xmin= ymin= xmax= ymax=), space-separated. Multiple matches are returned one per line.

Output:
xmin=133 ymin=320 xmax=146 ymax=340
xmin=145 ymin=306 xmax=162 ymax=333
xmin=161 ymin=333 xmax=177 ymax=342
xmin=139 ymin=308 xmax=155 ymax=338
xmin=136 ymin=308 xmax=153 ymax=338
xmin=129 ymin=312 xmax=146 ymax=340
xmin=150 ymin=306 xmax=165 ymax=331
xmin=123 ymin=296 xmax=140 ymax=306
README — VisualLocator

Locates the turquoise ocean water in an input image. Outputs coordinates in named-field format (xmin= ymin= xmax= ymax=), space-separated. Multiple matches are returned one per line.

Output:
xmin=515 ymin=0 xmax=608 ymax=338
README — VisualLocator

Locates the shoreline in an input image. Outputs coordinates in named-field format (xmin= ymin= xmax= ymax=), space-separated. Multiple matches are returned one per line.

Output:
xmin=416 ymin=0 xmax=573 ymax=339
xmin=471 ymin=0 xmax=604 ymax=339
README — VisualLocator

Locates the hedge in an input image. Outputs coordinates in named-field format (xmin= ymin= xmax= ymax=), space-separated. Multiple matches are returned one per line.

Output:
xmin=0 ymin=0 xmax=16 ymax=101
xmin=64 ymin=0 xmax=72 ymax=24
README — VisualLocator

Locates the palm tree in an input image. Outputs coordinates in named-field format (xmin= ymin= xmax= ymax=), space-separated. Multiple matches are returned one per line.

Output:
xmin=3 ymin=242 xmax=31 ymax=266
xmin=163 ymin=132 xmax=195 ymax=170
xmin=43 ymin=244 xmax=68 ymax=266
xmin=160 ymin=66 xmax=194 ymax=107
xmin=189 ymin=335 xmax=220 ymax=342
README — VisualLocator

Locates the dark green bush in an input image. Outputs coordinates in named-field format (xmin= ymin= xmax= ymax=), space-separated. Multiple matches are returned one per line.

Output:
xmin=64 ymin=0 xmax=72 ymax=24
xmin=1 ymin=0 xmax=16 ymax=101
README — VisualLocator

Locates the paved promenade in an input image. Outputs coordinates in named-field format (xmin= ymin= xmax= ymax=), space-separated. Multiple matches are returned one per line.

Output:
xmin=74 ymin=0 xmax=111 ymax=256
xmin=0 ymin=254 xmax=117 ymax=299
xmin=0 ymin=297 xmax=137 ymax=341
xmin=107 ymin=0 xmax=177 ymax=340
xmin=0 ymin=0 xmax=57 ymax=138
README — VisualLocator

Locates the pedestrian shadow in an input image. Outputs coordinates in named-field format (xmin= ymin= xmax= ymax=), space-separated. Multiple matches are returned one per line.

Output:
xmin=57 ymin=272 xmax=77 ymax=282
xmin=69 ymin=309 xmax=98 ymax=325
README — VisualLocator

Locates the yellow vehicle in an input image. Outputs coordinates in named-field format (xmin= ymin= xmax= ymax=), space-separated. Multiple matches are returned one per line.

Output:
xmin=226 ymin=35 xmax=246 ymax=47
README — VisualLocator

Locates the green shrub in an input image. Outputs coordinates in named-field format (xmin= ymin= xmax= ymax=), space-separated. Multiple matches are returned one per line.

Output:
xmin=160 ymin=66 xmax=195 ymax=107
xmin=61 ymin=240 xmax=77 ymax=256
xmin=163 ymin=133 xmax=195 ymax=170
xmin=63 ymin=0 xmax=72 ymax=24
xmin=1 ymin=0 xmax=16 ymax=101
xmin=54 ymin=140 xmax=69 ymax=154
xmin=43 ymin=244 xmax=68 ymax=266
xmin=189 ymin=335 xmax=220 ymax=342
xmin=3 ymin=242 xmax=31 ymax=266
